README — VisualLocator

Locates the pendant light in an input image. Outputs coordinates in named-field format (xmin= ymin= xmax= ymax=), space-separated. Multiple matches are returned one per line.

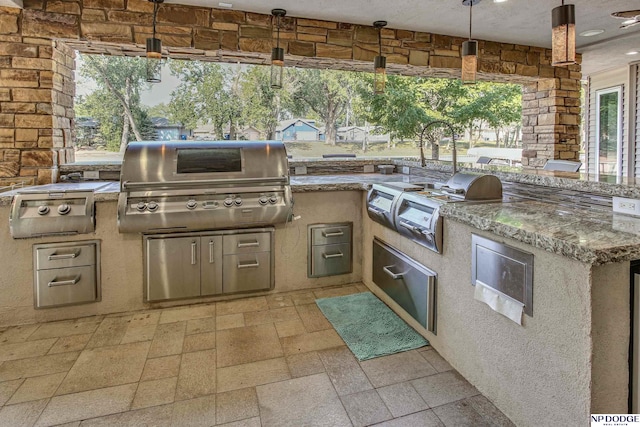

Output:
xmin=461 ymin=0 xmax=479 ymax=84
xmin=270 ymin=9 xmax=286 ymax=89
xmin=373 ymin=20 xmax=387 ymax=95
xmin=146 ymin=0 xmax=164 ymax=83
xmin=551 ymin=1 xmax=576 ymax=66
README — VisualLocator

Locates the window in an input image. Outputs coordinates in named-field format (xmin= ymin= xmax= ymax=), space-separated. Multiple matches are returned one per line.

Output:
xmin=595 ymin=86 xmax=623 ymax=176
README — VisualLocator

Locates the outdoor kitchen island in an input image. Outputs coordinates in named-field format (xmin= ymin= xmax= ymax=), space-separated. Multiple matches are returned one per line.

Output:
xmin=0 ymin=169 xmax=638 ymax=427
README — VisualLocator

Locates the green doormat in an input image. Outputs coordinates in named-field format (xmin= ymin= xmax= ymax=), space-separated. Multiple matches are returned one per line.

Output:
xmin=315 ymin=292 xmax=429 ymax=361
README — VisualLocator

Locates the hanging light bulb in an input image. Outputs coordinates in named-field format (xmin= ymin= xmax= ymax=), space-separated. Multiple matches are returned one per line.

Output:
xmin=461 ymin=0 xmax=479 ymax=84
xmin=373 ymin=20 xmax=387 ymax=95
xmin=146 ymin=0 xmax=164 ymax=83
xmin=271 ymin=9 xmax=286 ymax=89
xmin=551 ymin=0 xmax=576 ymax=66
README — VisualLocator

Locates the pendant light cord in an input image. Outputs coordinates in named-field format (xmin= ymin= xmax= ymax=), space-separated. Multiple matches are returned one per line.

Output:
xmin=469 ymin=1 xmax=472 ymax=40
xmin=276 ymin=15 xmax=281 ymax=49
xmin=152 ymin=1 xmax=158 ymax=39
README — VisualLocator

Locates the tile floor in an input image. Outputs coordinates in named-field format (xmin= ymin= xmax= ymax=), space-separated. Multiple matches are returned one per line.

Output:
xmin=0 ymin=284 xmax=515 ymax=426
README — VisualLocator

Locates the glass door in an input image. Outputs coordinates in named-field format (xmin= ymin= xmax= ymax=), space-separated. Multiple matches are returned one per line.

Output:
xmin=596 ymin=87 xmax=622 ymax=176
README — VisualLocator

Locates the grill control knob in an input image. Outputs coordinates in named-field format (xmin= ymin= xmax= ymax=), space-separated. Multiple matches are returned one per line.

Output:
xmin=234 ymin=198 xmax=243 ymax=206
xmin=37 ymin=205 xmax=50 ymax=215
xmin=259 ymin=196 xmax=269 ymax=206
xmin=147 ymin=201 xmax=159 ymax=212
xmin=57 ymin=204 xmax=71 ymax=215
xmin=136 ymin=202 xmax=147 ymax=212
xmin=269 ymin=195 xmax=278 ymax=204
xmin=186 ymin=200 xmax=197 ymax=210
xmin=223 ymin=198 xmax=233 ymax=207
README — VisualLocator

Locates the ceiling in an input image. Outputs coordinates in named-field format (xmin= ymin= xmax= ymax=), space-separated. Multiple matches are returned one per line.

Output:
xmin=166 ymin=0 xmax=640 ymax=77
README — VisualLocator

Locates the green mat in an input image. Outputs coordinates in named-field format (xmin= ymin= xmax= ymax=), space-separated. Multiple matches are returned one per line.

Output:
xmin=315 ymin=292 xmax=429 ymax=361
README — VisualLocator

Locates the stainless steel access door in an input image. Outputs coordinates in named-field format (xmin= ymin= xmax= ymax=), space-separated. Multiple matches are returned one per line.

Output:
xmin=145 ymin=235 xmax=201 ymax=301
xmin=372 ymin=238 xmax=436 ymax=333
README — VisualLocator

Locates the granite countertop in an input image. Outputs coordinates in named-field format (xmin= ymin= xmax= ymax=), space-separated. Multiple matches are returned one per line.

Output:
xmin=3 ymin=173 xmax=640 ymax=265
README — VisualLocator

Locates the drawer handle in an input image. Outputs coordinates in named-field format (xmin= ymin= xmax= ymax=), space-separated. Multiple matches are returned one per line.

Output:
xmin=209 ymin=240 xmax=215 ymax=264
xmin=367 ymin=207 xmax=385 ymax=217
xmin=237 ymin=240 xmax=260 ymax=248
xmin=383 ymin=265 xmax=403 ymax=280
xmin=48 ymin=250 xmax=80 ymax=261
xmin=322 ymin=230 xmax=344 ymax=238
xmin=191 ymin=242 xmax=197 ymax=265
xmin=399 ymin=221 xmax=424 ymax=233
xmin=322 ymin=251 xmax=344 ymax=259
xmin=48 ymin=275 xmax=80 ymax=287
xmin=237 ymin=260 xmax=260 ymax=269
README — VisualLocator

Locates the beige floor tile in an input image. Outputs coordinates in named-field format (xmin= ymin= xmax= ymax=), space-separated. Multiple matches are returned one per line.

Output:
xmin=265 ymin=294 xmax=294 ymax=309
xmin=372 ymin=409 xmax=444 ymax=427
xmin=215 ymin=387 xmax=259 ymax=424
xmin=183 ymin=331 xmax=216 ymax=353
xmin=186 ymin=317 xmax=217 ymax=335
xmin=175 ymin=349 xmax=216 ymax=400
xmin=0 ymin=338 xmax=57 ymax=362
xmin=269 ymin=306 xmax=300 ymax=323
xmin=313 ymin=285 xmax=361 ymax=299
xmin=217 ymin=297 xmax=268 ymax=316
xmin=355 ymin=283 xmax=369 ymax=293
xmin=141 ymin=354 xmax=182 ymax=382
xmin=0 ymin=324 xmax=39 ymax=344
xmin=410 ymin=371 xmax=479 ymax=408
xmin=159 ymin=304 xmax=216 ymax=325
xmin=131 ymin=377 xmax=178 ymax=410
xmin=295 ymin=303 xmax=332 ymax=332
xmin=80 ymin=404 xmax=173 ymax=427
xmin=7 ymin=372 xmax=66 ymax=405
xmin=281 ymin=329 xmax=344 ymax=355
xmin=148 ymin=322 xmax=186 ymax=358
xmin=170 ymin=394 xmax=216 ymax=427
xmin=217 ymin=358 xmax=290 ymax=393
xmin=48 ymin=333 xmax=93 ymax=355
xmin=0 ymin=352 xmax=79 ymax=382
xmin=56 ymin=421 xmax=81 ymax=427
xmin=377 ymin=381 xmax=429 ymax=417
xmin=0 ymin=398 xmax=48 ymax=427
xmin=341 ymin=389 xmax=393 ymax=427
xmin=56 ymin=341 xmax=150 ymax=395
xmin=243 ymin=310 xmax=272 ymax=326
xmin=361 ymin=350 xmax=437 ymax=387
xmin=256 ymin=373 xmax=351 ymax=427
xmin=274 ymin=319 xmax=306 ymax=338
xmin=120 ymin=324 xmax=157 ymax=345
xmin=290 ymin=292 xmax=316 ymax=306
xmin=465 ymin=395 xmax=515 ymax=427
xmin=285 ymin=351 xmax=325 ymax=378
xmin=217 ymin=324 xmax=283 ymax=368
xmin=28 ymin=318 xmax=102 ymax=341
xmin=217 ymin=416 xmax=261 ymax=427
xmin=130 ymin=311 xmax=161 ymax=326
xmin=85 ymin=316 xmax=131 ymax=349
xmin=432 ymin=399 xmax=491 ymax=427
xmin=0 ymin=379 xmax=23 ymax=405
xmin=216 ymin=314 xmax=245 ymax=331
xmin=318 ymin=346 xmax=373 ymax=396
xmin=420 ymin=349 xmax=453 ymax=373
xmin=35 ymin=383 xmax=137 ymax=427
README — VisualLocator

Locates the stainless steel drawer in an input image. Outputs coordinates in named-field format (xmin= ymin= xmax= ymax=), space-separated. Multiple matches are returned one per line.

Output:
xmin=35 ymin=265 xmax=98 ymax=308
xmin=223 ymin=232 xmax=271 ymax=255
xmin=35 ymin=243 xmax=96 ymax=270
xmin=310 ymin=223 xmax=352 ymax=245
xmin=372 ymin=238 xmax=436 ymax=332
xmin=309 ymin=243 xmax=352 ymax=278
xmin=222 ymin=251 xmax=272 ymax=293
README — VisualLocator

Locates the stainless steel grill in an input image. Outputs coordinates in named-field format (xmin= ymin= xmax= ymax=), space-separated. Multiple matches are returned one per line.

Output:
xmin=117 ymin=140 xmax=293 ymax=234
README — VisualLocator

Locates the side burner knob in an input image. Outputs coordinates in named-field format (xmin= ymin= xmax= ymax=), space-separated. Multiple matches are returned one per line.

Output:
xmin=57 ymin=204 xmax=71 ymax=215
xmin=259 ymin=196 xmax=269 ymax=206
xmin=269 ymin=195 xmax=278 ymax=204
xmin=234 ymin=198 xmax=243 ymax=206
xmin=186 ymin=200 xmax=197 ymax=210
xmin=136 ymin=202 xmax=147 ymax=212
xmin=147 ymin=201 xmax=159 ymax=212
xmin=223 ymin=198 xmax=234 ymax=207
xmin=37 ymin=205 xmax=50 ymax=215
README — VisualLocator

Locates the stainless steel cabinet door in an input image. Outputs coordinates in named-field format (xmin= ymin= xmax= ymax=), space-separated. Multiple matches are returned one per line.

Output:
xmin=146 ymin=236 xmax=201 ymax=301
xmin=201 ymin=235 xmax=223 ymax=296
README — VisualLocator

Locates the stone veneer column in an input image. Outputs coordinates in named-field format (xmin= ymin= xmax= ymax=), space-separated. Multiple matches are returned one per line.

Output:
xmin=0 ymin=6 xmax=74 ymax=186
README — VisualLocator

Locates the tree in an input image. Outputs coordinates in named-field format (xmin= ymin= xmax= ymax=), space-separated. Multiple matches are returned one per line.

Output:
xmin=288 ymin=69 xmax=359 ymax=145
xmin=79 ymin=55 xmax=149 ymax=152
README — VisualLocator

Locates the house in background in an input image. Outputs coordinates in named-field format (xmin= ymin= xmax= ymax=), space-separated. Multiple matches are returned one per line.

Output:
xmin=75 ymin=117 xmax=99 ymax=146
xmin=151 ymin=117 xmax=190 ymax=141
xmin=192 ymin=124 xmax=263 ymax=140
xmin=275 ymin=119 xmax=320 ymax=141
xmin=336 ymin=126 xmax=390 ymax=144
